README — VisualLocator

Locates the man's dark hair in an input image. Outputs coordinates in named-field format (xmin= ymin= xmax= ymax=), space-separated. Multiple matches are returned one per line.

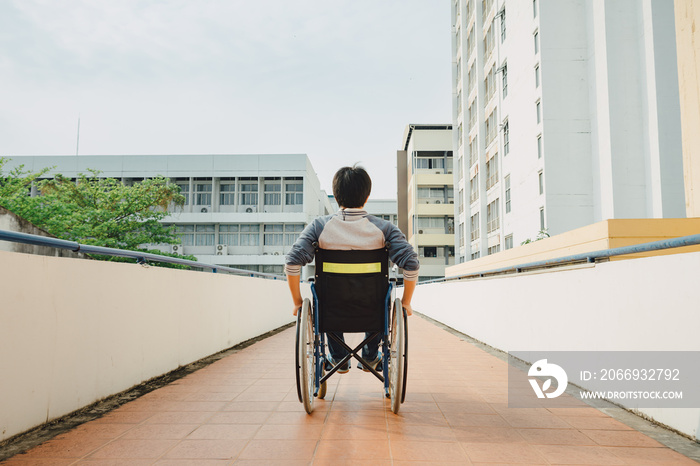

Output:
xmin=332 ymin=165 xmax=372 ymax=208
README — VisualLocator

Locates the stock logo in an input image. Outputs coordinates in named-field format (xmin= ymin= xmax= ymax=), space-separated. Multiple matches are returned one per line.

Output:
xmin=528 ymin=359 xmax=568 ymax=399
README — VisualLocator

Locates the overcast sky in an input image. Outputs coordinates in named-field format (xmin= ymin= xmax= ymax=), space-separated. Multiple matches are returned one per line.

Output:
xmin=0 ymin=0 xmax=452 ymax=199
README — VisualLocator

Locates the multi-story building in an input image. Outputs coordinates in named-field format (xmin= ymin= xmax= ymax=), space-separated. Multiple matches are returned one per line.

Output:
xmin=451 ymin=0 xmax=685 ymax=263
xmin=5 ymin=154 xmax=333 ymax=277
xmin=397 ymin=124 xmax=456 ymax=281
xmin=328 ymin=196 xmax=398 ymax=226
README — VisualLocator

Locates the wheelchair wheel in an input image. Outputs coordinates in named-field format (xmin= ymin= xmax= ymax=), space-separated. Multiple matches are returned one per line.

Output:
xmin=389 ymin=298 xmax=405 ymax=414
xmin=294 ymin=312 xmax=303 ymax=403
xmin=298 ymin=298 xmax=315 ymax=414
xmin=401 ymin=306 xmax=408 ymax=403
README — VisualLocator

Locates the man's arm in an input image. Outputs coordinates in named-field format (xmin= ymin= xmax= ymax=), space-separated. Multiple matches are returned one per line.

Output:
xmin=287 ymin=274 xmax=304 ymax=316
xmin=400 ymin=279 xmax=416 ymax=316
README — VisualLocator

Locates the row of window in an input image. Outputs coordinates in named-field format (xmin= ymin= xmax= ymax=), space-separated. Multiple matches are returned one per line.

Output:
xmin=174 ymin=178 xmax=303 ymax=206
xmin=172 ymin=223 xmax=304 ymax=247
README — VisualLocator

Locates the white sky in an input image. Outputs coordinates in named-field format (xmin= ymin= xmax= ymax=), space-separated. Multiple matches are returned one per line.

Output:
xmin=0 ymin=0 xmax=452 ymax=199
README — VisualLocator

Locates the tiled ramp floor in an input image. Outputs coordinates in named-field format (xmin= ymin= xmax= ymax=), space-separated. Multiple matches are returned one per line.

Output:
xmin=4 ymin=316 xmax=698 ymax=465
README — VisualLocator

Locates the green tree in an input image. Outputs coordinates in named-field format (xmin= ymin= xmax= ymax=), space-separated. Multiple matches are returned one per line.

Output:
xmin=1 ymin=158 xmax=193 ymax=264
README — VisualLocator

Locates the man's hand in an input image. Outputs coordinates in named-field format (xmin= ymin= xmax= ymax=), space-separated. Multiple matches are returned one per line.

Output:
xmin=292 ymin=302 xmax=302 ymax=316
xmin=403 ymin=302 xmax=414 ymax=316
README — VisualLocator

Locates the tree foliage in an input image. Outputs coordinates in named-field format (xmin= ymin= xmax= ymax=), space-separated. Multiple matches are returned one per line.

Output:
xmin=0 ymin=158 xmax=192 ymax=262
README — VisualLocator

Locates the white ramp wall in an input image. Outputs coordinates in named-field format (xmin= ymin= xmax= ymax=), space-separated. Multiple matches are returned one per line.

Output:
xmin=0 ymin=250 xmax=298 ymax=442
xmin=412 ymin=252 xmax=700 ymax=440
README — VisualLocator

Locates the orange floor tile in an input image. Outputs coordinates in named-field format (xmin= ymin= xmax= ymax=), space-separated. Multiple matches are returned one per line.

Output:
xmin=2 ymin=316 xmax=697 ymax=465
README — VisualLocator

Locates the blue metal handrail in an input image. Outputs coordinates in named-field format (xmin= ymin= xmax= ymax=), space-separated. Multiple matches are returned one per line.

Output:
xmin=420 ymin=232 xmax=700 ymax=285
xmin=0 ymin=229 xmax=286 ymax=280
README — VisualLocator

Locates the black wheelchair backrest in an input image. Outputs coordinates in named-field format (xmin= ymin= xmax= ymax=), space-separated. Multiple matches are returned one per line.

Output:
xmin=313 ymin=247 xmax=390 ymax=333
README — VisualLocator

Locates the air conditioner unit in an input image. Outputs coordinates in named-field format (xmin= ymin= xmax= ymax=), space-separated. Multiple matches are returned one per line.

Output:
xmin=215 ymin=244 xmax=227 ymax=255
xmin=436 ymin=200 xmax=442 ymax=204
xmin=448 ymin=170 xmax=453 ymax=174
xmin=436 ymin=171 xmax=441 ymax=174
xmin=200 ymin=207 xmax=209 ymax=213
xmin=171 ymin=244 xmax=181 ymax=254
xmin=273 ymin=252 xmax=280 ymax=255
xmin=418 ymin=230 xmax=424 ymax=234
xmin=245 ymin=206 xmax=258 ymax=213
xmin=449 ymin=200 xmax=454 ymax=204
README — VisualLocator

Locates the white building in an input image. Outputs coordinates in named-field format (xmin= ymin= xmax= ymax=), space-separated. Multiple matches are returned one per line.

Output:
xmin=328 ymin=196 xmax=398 ymax=226
xmin=5 ymin=154 xmax=333 ymax=276
xmin=397 ymin=125 xmax=456 ymax=280
xmin=451 ymin=0 xmax=685 ymax=263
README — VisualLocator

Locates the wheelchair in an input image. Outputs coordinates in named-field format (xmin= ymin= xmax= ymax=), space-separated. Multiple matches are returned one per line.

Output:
xmin=295 ymin=247 xmax=408 ymax=414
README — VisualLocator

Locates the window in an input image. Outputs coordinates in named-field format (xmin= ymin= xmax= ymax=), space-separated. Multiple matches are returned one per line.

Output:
xmin=457 ymin=90 xmax=462 ymax=117
xmin=469 ymin=136 xmax=478 ymax=166
xmin=174 ymin=180 xmax=190 ymax=205
xmin=485 ymin=65 xmax=496 ymax=102
xmin=486 ymin=155 xmax=499 ymax=190
xmin=540 ymin=207 xmax=545 ymax=230
xmin=539 ymin=171 xmax=544 ymax=194
xmin=485 ymin=110 xmax=497 ymax=145
xmin=484 ymin=21 xmax=495 ymax=65
xmin=468 ymin=101 xmax=477 ymax=129
xmin=447 ymin=246 xmax=455 ymax=257
xmin=468 ymin=63 xmax=476 ymax=93
xmin=470 ymin=213 xmax=480 ymax=241
xmin=500 ymin=9 xmax=506 ymax=42
xmin=417 ymin=187 xmax=446 ymax=199
xmin=458 ymin=155 xmax=464 ymax=180
xmin=195 ymin=224 xmax=215 ymax=246
xmin=285 ymin=178 xmax=303 ymax=205
xmin=240 ymin=182 xmax=258 ymax=205
xmin=240 ymin=224 xmax=260 ymax=246
xmin=467 ymin=27 xmax=476 ymax=58
xmin=533 ymin=0 xmax=538 ymax=18
xmin=456 ymin=57 xmax=462 ymax=85
xmin=421 ymin=246 xmax=438 ymax=258
xmin=537 ymin=134 xmax=543 ymax=159
xmin=195 ymin=182 xmax=212 ymax=205
xmin=501 ymin=63 xmax=508 ymax=98
xmin=415 ymin=157 xmax=445 ymax=170
xmin=535 ymin=64 xmax=540 ymax=87
xmin=470 ymin=175 xmax=479 ymax=204
xmin=284 ymin=224 xmax=304 ymax=245
xmin=219 ymin=183 xmax=235 ymax=205
xmin=505 ymin=175 xmax=511 ymax=213
xmin=459 ymin=222 xmax=465 ymax=248
xmin=263 ymin=265 xmax=284 ymax=274
xmin=219 ymin=224 xmax=239 ymax=245
xmin=416 ymin=217 xmax=446 ymax=229
xmin=487 ymin=198 xmax=500 ymax=233
xmin=458 ymin=123 xmax=463 ymax=147
xmin=263 ymin=224 xmax=284 ymax=246
xmin=536 ymin=100 xmax=542 ymax=124
xmin=503 ymin=120 xmax=509 ymax=155
xmin=174 ymin=225 xmax=194 ymax=246
xmin=482 ymin=0 xmax=494 ymax=23
xmin=486 ymin=199 xmax=500 ymax=233
xmin=505 ymin=234 xmax=513 ymax=250
xmin=459 ymin=188 xmax=465 ymax=213
xmin=264 ymin=179 xmax=281 ymax=206
xmin=534 ymin=30 xmax=539 ymax=54
xmin=488 ymin=245 xmax=500 ymax=255
xmin=471 ymin=251 xmax=481 ymax=260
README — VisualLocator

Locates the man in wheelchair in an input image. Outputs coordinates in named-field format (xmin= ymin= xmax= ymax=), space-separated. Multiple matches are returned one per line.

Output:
xmin=285 ymin=165 xmax=419 ymax=413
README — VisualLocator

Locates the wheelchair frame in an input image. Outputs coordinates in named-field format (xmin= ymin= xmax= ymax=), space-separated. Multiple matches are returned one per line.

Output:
xmin=294 ymin=247 xmax=408 ymax=414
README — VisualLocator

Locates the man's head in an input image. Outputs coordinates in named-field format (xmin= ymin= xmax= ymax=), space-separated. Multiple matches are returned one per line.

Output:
xmin=332 ymin=164 xmax=372 ymax=208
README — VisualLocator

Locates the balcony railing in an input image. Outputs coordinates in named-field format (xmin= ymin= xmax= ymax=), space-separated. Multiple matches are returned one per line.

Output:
xmin=0 ymin=229 xmax=285 ymax=280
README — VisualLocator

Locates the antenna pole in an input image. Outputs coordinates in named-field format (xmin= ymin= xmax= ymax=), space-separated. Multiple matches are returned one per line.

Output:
xmin=76 ymin=115 xmax=80 ymax=156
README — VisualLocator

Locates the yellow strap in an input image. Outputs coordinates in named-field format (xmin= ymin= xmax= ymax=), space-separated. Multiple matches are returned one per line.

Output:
xmin=323 ymin=262 xmax=381 ymax=274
